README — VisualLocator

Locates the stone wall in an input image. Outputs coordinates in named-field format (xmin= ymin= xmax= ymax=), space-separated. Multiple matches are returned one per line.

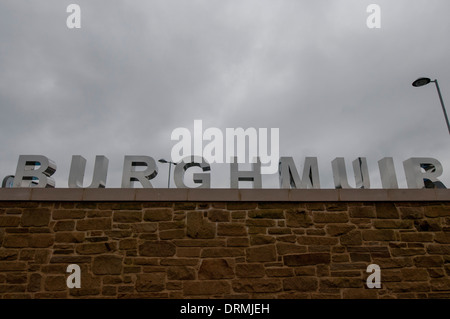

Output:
xmin=0 ymin=189 xmax=449 ymax=299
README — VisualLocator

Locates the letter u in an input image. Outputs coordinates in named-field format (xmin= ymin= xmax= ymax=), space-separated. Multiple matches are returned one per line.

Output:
xmin=68 ymin=155 xmax=109 ymax=188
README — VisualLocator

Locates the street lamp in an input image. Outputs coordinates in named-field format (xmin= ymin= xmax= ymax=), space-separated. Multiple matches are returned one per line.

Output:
xmin=412 ymin=77 xmax=450 ymax=135
xmin=158 ymin=159 xmax=177 ymax=188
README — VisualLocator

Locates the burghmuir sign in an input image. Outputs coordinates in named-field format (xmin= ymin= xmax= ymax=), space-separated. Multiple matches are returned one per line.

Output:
xmin=9 ymin=154 xmax=446 ymax=189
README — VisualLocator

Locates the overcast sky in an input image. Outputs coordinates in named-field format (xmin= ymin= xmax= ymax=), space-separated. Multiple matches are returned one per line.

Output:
xmin=1 ymin=0 xmax=450 ymax=189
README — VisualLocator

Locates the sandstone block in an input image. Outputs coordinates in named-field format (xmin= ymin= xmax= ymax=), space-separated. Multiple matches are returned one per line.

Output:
xmin=208 ymin=210 xmax=230 ymax=222
xmin=0 ymin=216 xmax=21 ymax=227
xmin=425 ymin=206 xmax=450 ymax=218
xmin=276 ymin=243 xmax=307 ymax=255
xmin=362 ymin=230 xmax=395 ymax=241
xmin=183 ymin=281 xmax=230 ymax=295
xmin=52 ymin=209 xmax=86 ymax=220
xmin=21 ymin=208 xmax=50 ymax=227
xmin=283 ymin=277 xmax=318 ymax=291
xmin=232 ymin=279 xmax=282 ymax=293
xmin=349 ymin=206 xmax=376 ymax=218
xmin=297 ymin=236 xmax=338 ymax=245
xmin=92 ymin=255 xmax=123 ymax=275
xmin=325 ymin=224 xmax=356 ymax=236
xmin=217 ymin=223 xmax=247 ymax=236
xmin=246 ymin=245 xmax=277 ymax=262
xmin=77 ymin=217 xmax=111 ymax=231
xmin=399 ymin=207 xmax=424 ymax=219
xmin=113 ymin=211 xmax=142 ymax=223
xmin=198 ymin=259 xmax=234 ymax=279
xmin=144 ymin=209 xmax=172 ymax=221
xmin=400 ymin=232 xmax=433 ymax=242
xmin=139 ymin=241 xmax=176 ymax=257
xmin=283 ymin=253 xmax=330 ymax=266
xmin=414 ymin=256 xmax=443 ymax=267
xmin=313 ymin=212 xmax=349 ymax=223
xmin=235 ymin=264 xmax=265 ymax=278
xmin=186 ymin=212 xmax=215 ymax=239
xmin=45 ymin=276 xmax=66 ymax=291
xmin=285 ymin=210 xmax=313 ymax=228
xmin=248 ymin=209 xmax=284 ymax=219
xmin=27 ymin=273 xmax=42 ymax=292
xmin=167 ymin=266 xmax=196 ymax=280
xmin=375 ymin=202 xmax=399 ymax=219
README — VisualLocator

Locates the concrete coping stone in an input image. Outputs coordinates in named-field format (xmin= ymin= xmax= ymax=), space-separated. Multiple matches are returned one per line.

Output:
xmin=0 ymin=188 xmax=448 ymax=202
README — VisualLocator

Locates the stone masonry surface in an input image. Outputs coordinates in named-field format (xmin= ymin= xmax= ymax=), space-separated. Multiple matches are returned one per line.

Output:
xmin=0 ymin=199 xmax=449 ymax=299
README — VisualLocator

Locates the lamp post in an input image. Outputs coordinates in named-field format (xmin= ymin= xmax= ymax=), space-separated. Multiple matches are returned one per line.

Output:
xmin=158 ymin=159 xmax=177 ymax=188
xmin=412 ymin=77 xmax=450 ymax=135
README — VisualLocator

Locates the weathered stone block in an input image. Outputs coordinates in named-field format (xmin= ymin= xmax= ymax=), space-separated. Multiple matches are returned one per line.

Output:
xmin=92 ymin=255 xmax=123 ymax=275
xmin=401 ymin=268 xmax=428 ymax=281
xmin=27 ymin=273 xmax=42 ymax=292
xmin=45 ymin=276 xmax=66 ymax=291
xmin=30 ymin=234 xmax=54 ymax=248
xmin=139 ymin=241 xmax=176 ymax=257
xmin=400 ymin=232 xmax=434 ymax=242
xmin=3 ymin=235 xmax=29 ymax=248
xmin=349 ymin=206 xmax=376 ymax=218
xmin=399 ymin=207 xmax=424 ymax=219
xmin=198 ymin=259 xmax=234 ymax=279
xmin=184 ymin=281 xmax=230 ymax=295
xmin=414 ymin=256 xmax=443 ymax=267
xmin=232 ymin=279 xmax=282 ymax=293
xmin=235 ymin=264 xmax=265 ymax=278
xmin=425 ymin=206 xmax=450 ymax=218
xmin=297 ymin=236 xmax=338 ymax=245
xmin=320 ymin=277 xmax=363 ymax=289
xmin=227 ymin=237 xmax=249 ymax=247
xmin=313 ymin=212 xmax=349 ymax=223
xmin=434 ymin=232 xmax=450 ymax=244
xmin=362 ymin=230 xmax=395 ymax=241
xmin=186 ymin=212 xmax=215 ymax=239
xmin=226 ymin=203 xmax=257 ymax=210
xmin=374 ymin=220 xmax=413 ymax=229
xmin=53 ymin=221 xmax=75 ymax=232
xmin=144 ymin=209 xmax=172 ymax=221
xmin=283 ymin=277 xmax=318 ymax=291
xmin=208 ymin=210 xmax=230 ymax=222
xmin=132 ymin=223 xmax=157 ymax=233
xmin=0 ymin=216 xmax=21 ymax=227
xmin=217 ymin=223 xmax=247 ymax=236
xmin=248 ymin=209 xmax=284 ymax=219
xmin=202 ymin=248 xmax=245 ymax=258
xmin=246 ymin=245 xmax=277 ymax=262
xmin=167 ymin=266 xmax=196 ymax=280
xmin=375 ymin=202 xmax=399 ymax=219
xmin=113 ymin=211 xmax=142 ymax=223
xmin=266 ymin=268 xmax=294 ymax=277
xmin=159 ymin=229 xmax=185 ymax=240
xmin=76 ymin=218 xmax=111 ymax=231
xmin=285 ymin=210 xmax=313 ymax=228
xmin=276 ymin=243 xmax=307 ymax=255
xmin=119 ymin=238 xmax=137 ymax=250
xmin=325 ymin=224 xmax=356 ymax=236
xmin=76 ymin=243 xmax=111 ymax=255
xmin=21 ymin=208 xmax=50 ymax=227
xmin=283 ymin=253 xmax=330 ymax=266
xmin=52 ymin=209 xmax=86 ymax=220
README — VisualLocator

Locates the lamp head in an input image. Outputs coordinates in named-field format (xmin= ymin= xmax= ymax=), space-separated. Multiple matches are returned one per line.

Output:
xmin=412 ymin=77 xmax=432 ymax=87
xmin=158 ymin=159 xmax=168 ymax=163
